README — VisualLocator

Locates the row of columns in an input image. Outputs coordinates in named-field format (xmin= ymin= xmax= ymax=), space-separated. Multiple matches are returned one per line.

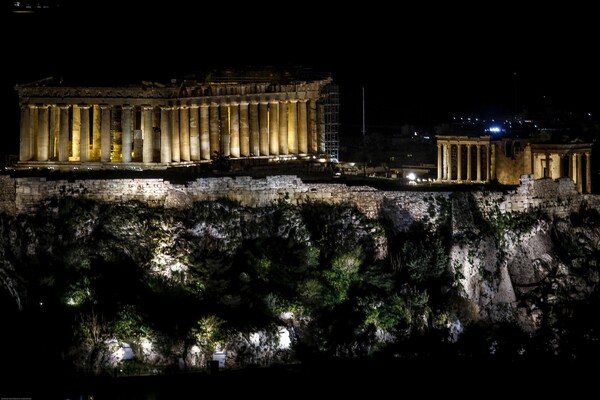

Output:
xmin=435 ymin=137 xmax=593 ymax=194
xmin=436 ymin=138 xmax=493 ymax=183
xmin=19 ymin=98 xmax=321 ymax=164
xmin=533 ymin=150 xmax=592 ymax=194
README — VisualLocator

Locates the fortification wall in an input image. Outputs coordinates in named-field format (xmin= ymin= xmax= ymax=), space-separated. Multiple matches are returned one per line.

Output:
xmin=0 ymin=174 xmax=598 ymax=231
xmin=0 ymin=175 xmax=16 ymax=214
xmin=472 ymin=175 xmax=600 ymax=218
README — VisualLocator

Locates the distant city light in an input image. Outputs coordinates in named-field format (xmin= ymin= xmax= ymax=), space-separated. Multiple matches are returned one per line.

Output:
xmin=486 ymin=125 xmax=504 ymax=136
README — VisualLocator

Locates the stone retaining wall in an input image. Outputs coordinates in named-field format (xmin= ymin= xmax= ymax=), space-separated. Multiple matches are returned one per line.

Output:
xmin=1 ymin=174 xmax=598 ymax=231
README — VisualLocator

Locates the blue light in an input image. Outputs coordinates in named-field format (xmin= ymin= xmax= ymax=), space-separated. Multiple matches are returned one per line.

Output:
xmin=485 ymin=125 xmax=504 ymax=136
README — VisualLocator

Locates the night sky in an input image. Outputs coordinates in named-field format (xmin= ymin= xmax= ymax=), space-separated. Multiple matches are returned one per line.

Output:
xmin=5 ymin=2 xmax=599 ymax=155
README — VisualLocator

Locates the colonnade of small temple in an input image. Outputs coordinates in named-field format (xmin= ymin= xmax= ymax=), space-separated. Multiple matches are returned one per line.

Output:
xmin=436 ymin=136 xmax=493 ymax=183
xmin=436 ymin=135 xmax=593 ymax=193
xmin=16 ymin=75 xmax=334 ymax=167
xmin=530 ymin=144 xmax=592 ymax=194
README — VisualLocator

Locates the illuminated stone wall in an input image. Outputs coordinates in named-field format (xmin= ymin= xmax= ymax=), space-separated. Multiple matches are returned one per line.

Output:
xmin=494 ymin=147 xmax=525 ymax=185
xmin=1 ymin=174 xmax=598 ymax=228
xmin=0 ymin=175 xmax=16 ymax=214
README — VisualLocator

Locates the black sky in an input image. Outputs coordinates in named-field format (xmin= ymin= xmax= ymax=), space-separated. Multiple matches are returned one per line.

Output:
xmin=5 ymin=2 xmax=599 ymax=154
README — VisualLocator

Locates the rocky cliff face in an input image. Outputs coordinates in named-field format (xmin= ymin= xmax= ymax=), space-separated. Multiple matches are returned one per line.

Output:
xmin=451 ymin=194 xmax=599 ymax=336
xmin=0 ymin=174 xmax=598 ymax=376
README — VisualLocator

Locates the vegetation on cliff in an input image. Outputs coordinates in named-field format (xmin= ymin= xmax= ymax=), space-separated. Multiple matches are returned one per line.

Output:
xmin=0 ymin=193 xmax=598 ymax=378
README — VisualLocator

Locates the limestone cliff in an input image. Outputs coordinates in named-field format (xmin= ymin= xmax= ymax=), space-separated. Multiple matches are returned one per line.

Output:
xmin=0 ymin=173 xmax=598 ymax=375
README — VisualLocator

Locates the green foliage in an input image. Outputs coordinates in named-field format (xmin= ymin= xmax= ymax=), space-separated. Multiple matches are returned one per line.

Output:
xmin=403 ymin=285 xmax=431 ymax=331
xmin=298 ymin=277 xmax=324 ymax=300
xmin=117 ymin=358 xmax=158 ymax=376
xmin=76 ymin=307 xmax=111 ymax=343
xmin=62 ymin=276 xmax=92 ymax=306
xmin=364 ymin=294 xmax=411 ymax=331
xmin=4 ymin=189 xmax=599 ymax=373
xmin=191 ymin=315 xmax=226 ymax=355
xmin=487 ymin=206 xmax=547 ymax=246
xmin=113 ymin=305 xmax=150 ymax=340
xmin=62 ymin=247 xmax=92 ymax=271
xmin=403 ymin=238 xmax=448 ymax=284
xmin=299 ymin=201 xmax=374 ymax=262
xmin=323 ymin=246 xmax=363 ymax=304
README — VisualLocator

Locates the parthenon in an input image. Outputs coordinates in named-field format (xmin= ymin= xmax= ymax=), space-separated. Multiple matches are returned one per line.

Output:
xmin=14 ymin=69 xmax=339 ymax=170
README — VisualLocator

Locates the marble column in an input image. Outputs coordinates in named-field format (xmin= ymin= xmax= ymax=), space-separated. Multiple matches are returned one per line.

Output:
xmin=112 ymin=108 xmax=123 ymax=163
xmin=298 ymin=99 xmax=308 ymax=155
xmin=558 ymin=154 xmax=564 ymax=177
xmin=71 ymin=105 xmax=81 ymax=161
xmin=308 ymin=98 xmax=318 ymax=154
xmin=446 ymin=143 xmax=452 ymax=181
xmin=288 ymin=99 xmax=298 ymax=155
xmin=19 ymin=105 xmax=32 ymax=162
xmin=259 ymin=100 xmax=269 ymax=156
xmin=152 ymin=109 xmax=160 ymax=162
xmin=490 ymin=143 xmax=496 ymax=181
xmin=142 ymin=105 xmax=154 ymax=163
xmin=79 ymin=105 xmax=91 ymax=163
xmin=50 ymin=106 xmax=59 ymax=160
xmin=436 ymin=143 xmax=442 ymax=181
xmin=209 ymin=102 xmax=220 ymax=158
xmin=133 ymin=129 xmax=143 ymax=162
xmin=239 ymin=101 xmax=250 ymax=157
xmin=179 ymin=106 xmax=190 ymax=161
xmin=229 ymin=102 xmax=240 ymax=158
xmin=485 ymin=144 xmax=491 ymax=182
xmin=100 ymin=105 xmax=112 ymax=162
xmin=200 ymin=104 xmax=210 ymax=160
xmin=121 ymin=105 xmax=132 ymax=163
xmin=456 ymin=142 xmax=462 ymax=182
xmin=585 ymin=152 xmax=592 ymax=194
xmin=92 ymin=105 xmax=101 ymax=161
xmin=279 ymin=100 xmax=288 ymax=155
xmin=171 ymin=106 xmax=181 ymax=162
xmin=576 ymin=153 xmax=583 ymax=193
xmin=37 ymin=105 xmax=49 ymax=162
xmin=219 ymin=103 xmax=230 ymax=157
xmin=160 ymin=106 xmax=171 ymax=164
xmin=57 ymin=105 xmax=70 ymax=162
xmin=268 ymin=100 xmax=279 ymax=156
xmin=476 ymin=144 xmax=482 ymax=182
xmin=466 ymin=144 xmax=472 ymax=181
xmin=189 ymin=105 xmax=200 ymax=161
xmin=250 ymin=100 xmax=259 ymax=156
xmin=58 ymin=105 xmax=71 ymax=162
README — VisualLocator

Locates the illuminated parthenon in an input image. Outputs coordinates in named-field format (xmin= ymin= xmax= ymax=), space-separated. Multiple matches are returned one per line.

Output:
xmin=14 ymin=69 xmax=338 ymax=170
xmin=436 ymin=134 xmax=593 ymax=193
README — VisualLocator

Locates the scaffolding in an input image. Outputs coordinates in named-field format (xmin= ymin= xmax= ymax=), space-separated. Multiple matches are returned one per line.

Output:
xmin=320 ymin=84 xmax=340 ymax=161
